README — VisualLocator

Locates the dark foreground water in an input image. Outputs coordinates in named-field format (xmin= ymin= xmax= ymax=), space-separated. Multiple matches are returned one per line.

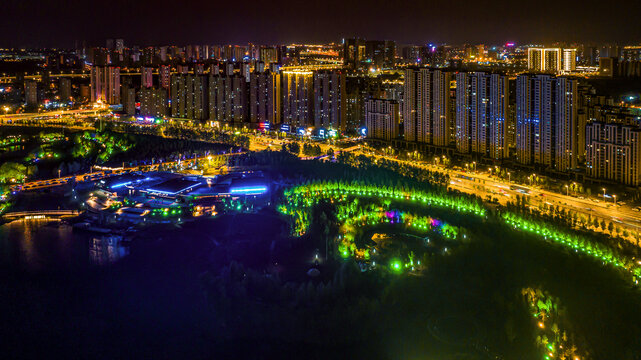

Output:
xmin=0 ymin=219 xmax=128 ymax=272
xmin=1 ymin=215 xmax=641 ymax=359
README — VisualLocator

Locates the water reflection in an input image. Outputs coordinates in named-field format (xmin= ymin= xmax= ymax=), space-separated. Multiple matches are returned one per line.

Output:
xmin=0 ymin=219 xmax=129 ymax=272
xmin=89 ymin=235 xmax=129 ymax=265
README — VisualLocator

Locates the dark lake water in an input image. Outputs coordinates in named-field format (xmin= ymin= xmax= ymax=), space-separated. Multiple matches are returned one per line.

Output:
xmin=0 ymin=219 xmax=128 ymax=272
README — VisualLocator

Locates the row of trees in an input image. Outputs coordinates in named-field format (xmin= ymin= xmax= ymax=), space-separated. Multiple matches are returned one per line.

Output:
xmin=337 ymin=152 xmax=450 ymax=188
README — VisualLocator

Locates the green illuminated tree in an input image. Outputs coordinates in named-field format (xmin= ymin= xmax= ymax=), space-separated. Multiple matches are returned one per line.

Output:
xmin=0 ymin=162 xmax=27 ymax=183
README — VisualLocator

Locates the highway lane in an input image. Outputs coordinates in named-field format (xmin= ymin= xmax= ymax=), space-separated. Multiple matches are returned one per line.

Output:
xmin=0 ymin=108 xmax=109 ymax=122
xmin=355 ymin=150 xmax=641 ymax=240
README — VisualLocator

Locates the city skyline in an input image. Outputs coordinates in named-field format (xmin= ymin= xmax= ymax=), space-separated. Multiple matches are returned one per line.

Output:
xmin=4 ymin=0 xmax=641 ymax=48
xmin=4 ymin=2 xmax=641 ymax=358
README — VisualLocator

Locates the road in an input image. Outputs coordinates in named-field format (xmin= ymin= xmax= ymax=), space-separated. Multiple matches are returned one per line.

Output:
xmin=10 ymin=152 xmax=246 ymax=193
xmin=0 ymin=108 xmax=109 ymax=122
xmin=354 ymin=150 xmax=641 ymax=240
xmin=8 ymin=113 xmax=636 ymax=235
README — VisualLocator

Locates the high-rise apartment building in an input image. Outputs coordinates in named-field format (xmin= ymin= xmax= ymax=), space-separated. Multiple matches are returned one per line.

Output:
xmin=59 ymin=78 xmax=72 ymax=102
xmin=24 ymin=81 xmax=38 ymax=108
xmin=140 ymin=87 xmax=168 ymax=118
xmin=159 ymin=65 xmax=171 ymax=93
xmin=90 ymin=66 xmax=120 ymax=104
xmin=455 ymin=72 xmax=510 ymax=159
xmin=365 ymin=99 xmax=399 ymax=141
xmin=527 ymin=48 xmax=562 ymax=72
xmin=141 ymin=67 xmax=154 ymax=88
xmin=344 ymin=75 xmax=368 ymax=131
xmin=170 ymin=74 xmax=208 ymax=120
xmin=208 ymin=74 xmax=247 ymax=124
xmin=282 ymin=70 xmax=314 ymax=128
xmin=554 ymin=77 xmax=579 ymax=171
xmin=260 ymin=47 xmax=279 ymax=65
xmin=121 ymin=85 xmax=136 ymax=115
xmin=249 ymin=71 xmax=279 ymax=125
xmin=562 ymin=49 xmax=577 ymax=72
xmin=365 ymin=40 xmax=396 ymax=68
xmin=403 ymin=68 xmax=452 ymax=145
xmin=516 ymin=74 xmax=579 ymax=170
xmin=343 ymin=38 xmax=367 ymax=69
xmin=313 ymin=71 xmax=346 ymax=130
xmin=585 ymin=106 xmax=641 ymax=186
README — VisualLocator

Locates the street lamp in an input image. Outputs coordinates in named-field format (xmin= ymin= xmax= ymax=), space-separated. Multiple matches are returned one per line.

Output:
xmin=507 ymin=172 xmax=511 ymax=182
xmin=614 ymin=194 xmax=617 ymax=205
xmin=565 ymin=184 xmax=569 ymax=196
xmin=602 ymin=188 xmax=606 ymax=200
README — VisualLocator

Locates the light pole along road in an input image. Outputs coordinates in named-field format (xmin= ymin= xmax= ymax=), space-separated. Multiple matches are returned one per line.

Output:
xmin=354 ymin=149 xmax=641 ymax=244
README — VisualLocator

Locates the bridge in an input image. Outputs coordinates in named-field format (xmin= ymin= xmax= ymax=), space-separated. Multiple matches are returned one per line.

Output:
xmin=10 ymin=152 xmax=247 ymax=193
xmin=2 ymin=210 xmax=79 ymax=219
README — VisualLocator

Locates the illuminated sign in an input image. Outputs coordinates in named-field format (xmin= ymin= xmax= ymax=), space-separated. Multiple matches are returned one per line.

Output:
xmin=328 ymin=130 xmax=337 ymax=137
xmin=280 ymin=124 xmax=290 ymax=132
xmin=360 ymin=127 xmax=367 ymax=136
xmin=297 ymin=127 xmax=306 ymax=136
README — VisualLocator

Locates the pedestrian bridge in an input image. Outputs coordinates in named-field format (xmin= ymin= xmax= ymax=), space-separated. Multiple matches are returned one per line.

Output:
xmin=2 ymin=210 xmax=79 ymax=220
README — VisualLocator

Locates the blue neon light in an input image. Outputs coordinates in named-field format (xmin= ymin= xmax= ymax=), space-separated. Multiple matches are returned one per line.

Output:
xmin=110 ymin=181 xmax=132 ymax=189
xmin=230 ymin=186 xmax=268 ymax=194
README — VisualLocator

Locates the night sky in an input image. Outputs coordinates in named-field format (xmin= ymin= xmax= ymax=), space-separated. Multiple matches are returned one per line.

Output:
xmin=3 ymin=0 xmax=641 ymax=48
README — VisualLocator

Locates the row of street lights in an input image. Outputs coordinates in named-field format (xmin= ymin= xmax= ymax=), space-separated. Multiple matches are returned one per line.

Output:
xmin=377 ymin=145 xmax=623 ymax=207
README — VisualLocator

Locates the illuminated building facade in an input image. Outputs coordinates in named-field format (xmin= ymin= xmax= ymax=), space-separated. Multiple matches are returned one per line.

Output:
xmin=562 ymin=49 xmax=576 ymax=72
xmin=24 ymin=80 xmax=38 ymax=108
xmin=313 ymin=70 xmax=346 ymax=130
xmin=141 ymin=66 xmax=153 ymax=88
xmin=159 ymin=65 xmax=171 ymax=94
xmin=121 ymin=85 xmax=135 ymax=115
xmin=208 ymin=74 xmax=247 ymax=124
xmin=140 ymin=87 xmax=168 ymax=118
xmin=170 ymin=74 xmax=208 ymax=120
xmin=91 ymin=66 xmax=120 ymax=104
xmin=259 ymin=47 xmax=279 ymax=65
xmin=455 ymin=72 xmax=510 ymax=159
xmin=343 ymin=38 xmax=367 ymax=69
xmin=516 ymin=74 xmax=578 ymax=170
xmin=282 ymin=70 xmax=314 ymax=128
xmin=403 ymin=68 xmax=452 ymax=145
xmin=365 ymin=99 xmax=399 ymax=141
xmin=249 ymin=71 xmax=279 ymax=125
xmin=527 ymin=48 xmax=562 ymax=73
xmin=585 ymin=107 xmax=641 ymax=186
